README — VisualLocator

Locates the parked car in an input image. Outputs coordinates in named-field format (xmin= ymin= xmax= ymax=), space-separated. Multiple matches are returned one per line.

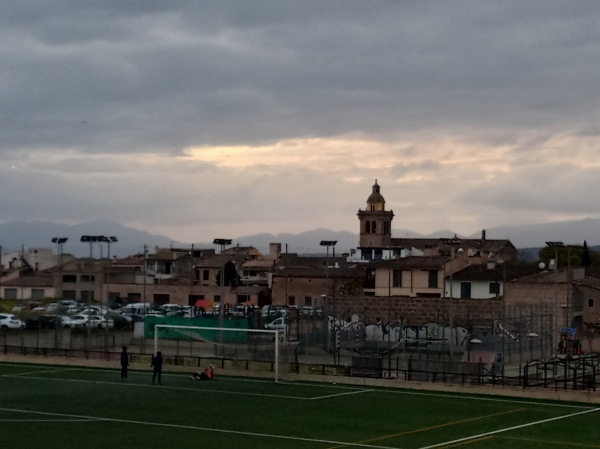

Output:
xmin=299 ymin=306 xmax=314 ymax=317
xmin=260 ymin=305 xmax=288 ymax=319
xmin=89 ymin=315 xmax=114 ymax=328
xmin=0 ymin=314 xmax=25 ymax=329
xmin=121 ymin=313 xmax=144 ymax=323
xmin=264 ymin=316 xmax=288 ymax=332
xmin=119 ymin=302 xmax=153 ymax=316
xmin=60 ymin=315 xmax=88 ymax=328
xmin=45 ymin=303 xmax=61 ymax=313
xmin=25 ymin=315 xmax=58 ymax=330
xmin=160 ymin=304 xmax=183 ymax=316
xmin=111 ymin=315 xmax=133 ymax=330
xmin=80 ymin=306 xmax=109 ymax=317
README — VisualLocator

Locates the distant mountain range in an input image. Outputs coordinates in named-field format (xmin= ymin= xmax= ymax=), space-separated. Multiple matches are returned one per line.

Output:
xmin=1 ymin=218 xmax=599 ymax=259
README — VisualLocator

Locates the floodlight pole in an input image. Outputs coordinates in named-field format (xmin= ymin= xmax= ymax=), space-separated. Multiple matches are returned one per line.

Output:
xmin=545 ymin=241 xmax=565 ymax=353
xmin=213 ymin=238 xmax=232 ymax=351
xmin=440 ymin=238 xmax=461 ymax=358
xmin=100 ymin=236 xmax=117 ymax=353
xmin=320 ymin=240 xmax=337 ymax=364
xmin=51 ymin=237 xmax=68 ymax=349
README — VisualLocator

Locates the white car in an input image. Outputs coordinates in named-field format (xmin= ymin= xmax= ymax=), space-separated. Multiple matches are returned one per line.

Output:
xmin=0 ymin=314 xmax=25 ymax=329
xmin=87 ymin=315 xmax=114 ymax=328
xmin=60 ymin=315 xmax=88 ymax=328
xmin=264 ymin=317 xmax=288 ymax=332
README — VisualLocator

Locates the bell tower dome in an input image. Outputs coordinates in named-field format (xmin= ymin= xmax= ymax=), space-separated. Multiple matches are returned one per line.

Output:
xmin=357 ymin=180 xmax=394 ymax=252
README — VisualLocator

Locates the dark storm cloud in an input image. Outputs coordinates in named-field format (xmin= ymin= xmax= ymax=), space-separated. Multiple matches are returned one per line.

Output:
xmin=2 ymin=1 xmax=600 ymax=155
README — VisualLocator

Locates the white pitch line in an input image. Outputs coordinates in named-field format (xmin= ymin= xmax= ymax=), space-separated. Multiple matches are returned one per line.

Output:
xmin=0 ymin=419 xmax=99 ymax=423
xmin=3 ymin=367 xmax=78 ymax=377
xmin=2 ymin=374 xmax=313 ymax=401
xmin=418 ymin=407 xmax=600 ymax=449
xmin=310 ymin=389 xmax=372 ymax=400
xmin=377 ymin=387 xmax=595 ymax=410
xmin=0 ymin=407 xmax=402 ymax=449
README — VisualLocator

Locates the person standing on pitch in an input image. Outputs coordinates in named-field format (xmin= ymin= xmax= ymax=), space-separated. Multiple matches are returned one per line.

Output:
xmin=151 ymin=351 xmax=163 ymax=385
xmin=120 ymin=346 xmax=129 ymax=381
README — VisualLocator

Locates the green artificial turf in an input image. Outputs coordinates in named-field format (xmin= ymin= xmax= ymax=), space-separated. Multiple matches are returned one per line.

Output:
xmin=0 ymin=362 xmax=598 ymax=449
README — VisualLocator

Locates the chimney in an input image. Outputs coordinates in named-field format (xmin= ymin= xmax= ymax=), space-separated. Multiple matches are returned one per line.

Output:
xmin=481 ymin=229 xmax=486 ymax=240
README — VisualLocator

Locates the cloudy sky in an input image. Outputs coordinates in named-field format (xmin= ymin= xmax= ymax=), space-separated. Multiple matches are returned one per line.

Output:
xmin=2 ymin=1 xmax=600 ymax=244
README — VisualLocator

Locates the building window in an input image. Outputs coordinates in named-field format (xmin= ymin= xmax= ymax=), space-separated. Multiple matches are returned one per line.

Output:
xmin=203 ymin=270 xmax=209 ymax=281
xmin=305 ymin=297 xmax=312 ymax=306
xmin=393 ymin=270 xmax=402 ymax=288
xmin=371 ymin=220 xmax=377 ymax=233
xmin=214 ymin=295 xmax=221 ymax=303
xmin=81 ymin=290 xmax=94 ymax=301
xmin=489 ymin=282 xmax=500 ymax=294
xmin=288 ymin=296 xmax=295 ymax=306
xmin=428 ymin=270 xmax=438 ymax=288
xmin=81 ymin=275 xmax=95 ymax=282
xmin=460 ymin=282 xmax=472 ymax=299
xmin=4 ymin=288 xmax=17 ymax=299
xmin=365 ymin=221 xmax=371 ymax=233
xmin=127 ymin=293 xmax=142 ymax=302
xmin=31 ymin=289 xmax=45 ymax=299
xmin=63 ymin=290 xmax=76 ymax=300
xmin=588 ymin=298 xmax=594 ymax=308
xmin=63 ymin=274 xmax=77 ymax=283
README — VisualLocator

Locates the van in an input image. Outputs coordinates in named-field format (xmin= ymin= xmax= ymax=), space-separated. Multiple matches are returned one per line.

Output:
xmin=120 ymin=302 xmax=153 ymax=316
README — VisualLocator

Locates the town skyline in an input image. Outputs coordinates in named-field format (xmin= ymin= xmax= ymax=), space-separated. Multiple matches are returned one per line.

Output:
xmin=2 ymin=215 xmax=600 ymax=261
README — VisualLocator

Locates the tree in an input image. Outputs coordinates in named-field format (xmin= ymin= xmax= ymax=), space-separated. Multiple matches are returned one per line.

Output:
xmin=581 ymin=240 xmax=591 ymax=267
xmin=537 ymin=243 xmax=600 ymax=268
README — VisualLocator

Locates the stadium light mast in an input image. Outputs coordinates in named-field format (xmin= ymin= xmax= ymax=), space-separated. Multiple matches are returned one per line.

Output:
xmin=440 ymin=237 xmax=461 ymax=357
xmin=545 ymin=241 xmax=564 ymax=352
xmin=320 ymin=240 xmax=337 ymax=364
xmin=213 ymin=238 xmax=232 ymax=350
xmin=51 ymin=237 xmax=68 ymax=300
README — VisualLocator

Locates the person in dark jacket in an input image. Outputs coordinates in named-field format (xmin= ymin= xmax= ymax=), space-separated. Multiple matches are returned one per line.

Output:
xmin=151 ymin=351 xmax=163 ymax=385
xmin=120 ymin=346 xmax=129 ymax=381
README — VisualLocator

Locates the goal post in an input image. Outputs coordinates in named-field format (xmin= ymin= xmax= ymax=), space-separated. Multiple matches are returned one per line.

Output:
xmin=152 ymin=324 xmax=283 ymax=381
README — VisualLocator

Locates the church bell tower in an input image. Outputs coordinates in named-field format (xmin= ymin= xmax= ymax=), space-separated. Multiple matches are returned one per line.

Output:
xmin=357 ymin=180 xmax=394 ymax=250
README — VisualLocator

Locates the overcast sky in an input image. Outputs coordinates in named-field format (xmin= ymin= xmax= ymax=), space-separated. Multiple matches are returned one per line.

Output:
xmin=2 ymin=1 xmax=600 ymax=244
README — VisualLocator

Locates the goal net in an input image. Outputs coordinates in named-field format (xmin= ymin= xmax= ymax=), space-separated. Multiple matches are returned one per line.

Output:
xmin=152 ymin=324 xmax=286 ymax=381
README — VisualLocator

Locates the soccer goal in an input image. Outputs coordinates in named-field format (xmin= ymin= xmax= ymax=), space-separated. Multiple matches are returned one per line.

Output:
xmin=152 ymin=324 xmax=285 ymax=381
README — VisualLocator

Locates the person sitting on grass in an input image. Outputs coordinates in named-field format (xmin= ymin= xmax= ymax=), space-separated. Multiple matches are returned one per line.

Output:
xmin=191 ymin=363 xmax=214 ymax=380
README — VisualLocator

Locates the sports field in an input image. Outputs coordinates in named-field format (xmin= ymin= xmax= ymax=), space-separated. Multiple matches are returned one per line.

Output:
xmin=1 ymin=362 xmax=598 ymax=449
